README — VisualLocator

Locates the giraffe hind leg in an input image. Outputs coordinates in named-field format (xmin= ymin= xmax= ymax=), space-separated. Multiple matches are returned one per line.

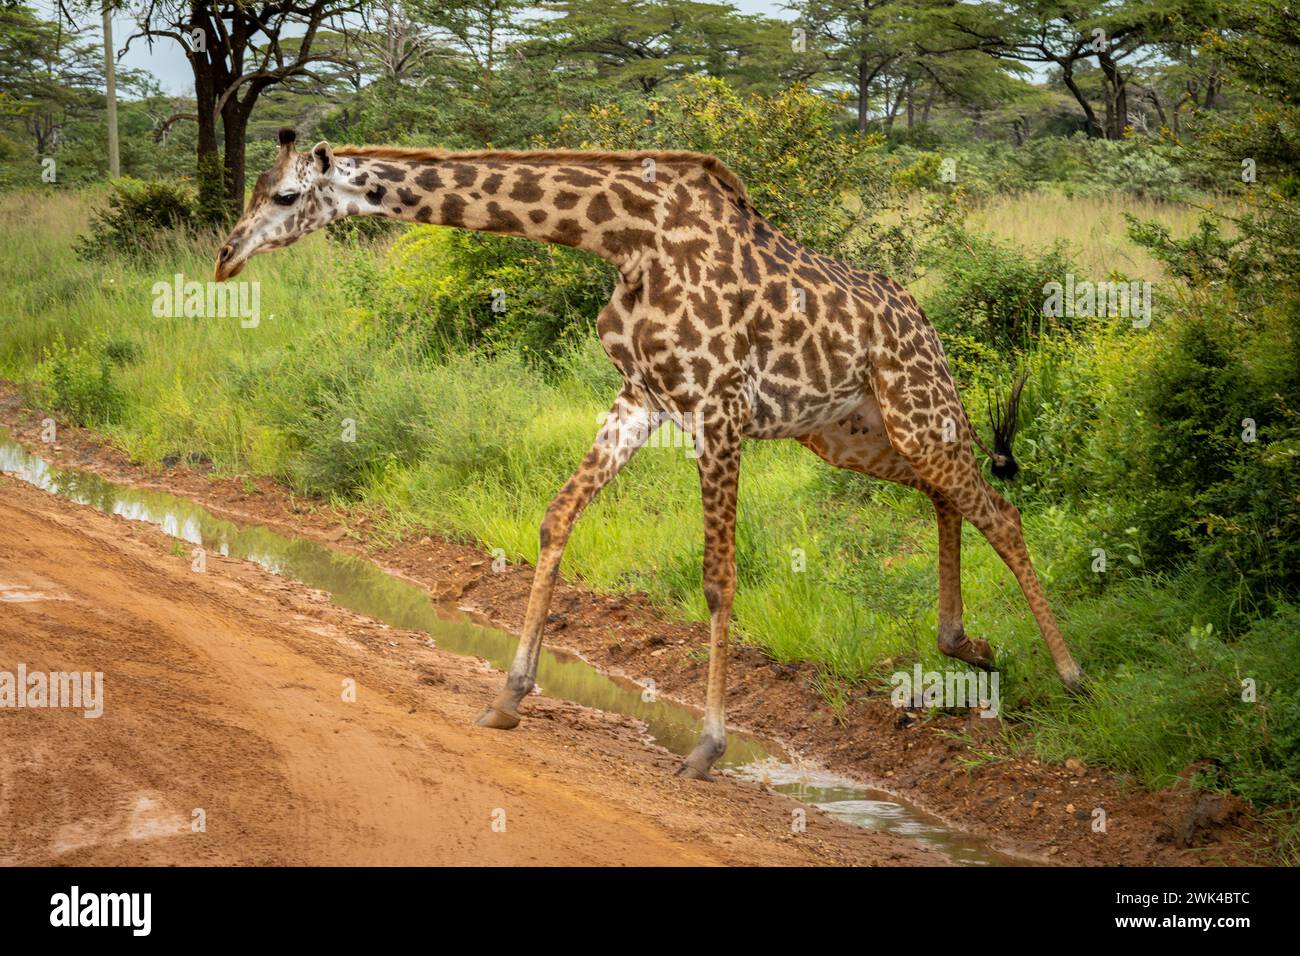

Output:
xmin=932 ymin=493 xmax=994 ymax=670
xmin=797 ymin=399 xmax=997 ymax=669
xmin=867 ymin=366 xmax=1085 ymax=692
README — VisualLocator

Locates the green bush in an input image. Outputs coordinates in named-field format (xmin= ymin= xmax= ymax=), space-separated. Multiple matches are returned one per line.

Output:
xmin=1126 ymin=214 xmax=1251 ymax=288
xmin=366 ymin=226 xmax=616 ymax=363
xmin=1128 ymin=197 xmax=1300 ymax=299
xmin=1122 ymin=298 xmax=1300 ymax=609
xmin=889 ymin=136 xmax=1189 ymax=202
xmin=921 ymin=224 xmax=1078 ymax=346
xmin=74 ymin=177 xmax=201 ymax=261
xmin=40 ymin=331 xmax=125 ymax=426
xmin=890 ymin=141 xmax=1059 ymax=199
xmin=1069 ymin=138 xmax=1190 ymax=202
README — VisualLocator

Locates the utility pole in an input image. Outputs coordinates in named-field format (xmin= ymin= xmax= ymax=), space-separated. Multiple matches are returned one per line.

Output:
xmin=102 ymin=1 xmax=120 ymax=177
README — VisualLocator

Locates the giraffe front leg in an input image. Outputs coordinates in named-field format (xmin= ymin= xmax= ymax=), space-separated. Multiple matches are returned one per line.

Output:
xmin=677 ymin=421 xmax=740 ymax=781
xmin=475 ymin=388 xmax=658 ymax=729
xmin=932 ymin=494 xmax=995 ymax=670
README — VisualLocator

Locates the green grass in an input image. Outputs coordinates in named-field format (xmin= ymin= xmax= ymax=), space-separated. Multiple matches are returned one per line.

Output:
xmin=1 ymin=187 xmax=1295 ymax=858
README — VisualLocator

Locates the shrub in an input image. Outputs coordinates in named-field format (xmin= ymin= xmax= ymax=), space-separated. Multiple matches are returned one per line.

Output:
xmin=104 ymin=336 xmax=143 ymax=366
xmin=40 ymin=331 xmax=125 ymax=426
xmin=1069 ymin=137 xmax=1190 ymax=202
xmin=1123 ymin=298 xmax=1300 ymax=610
xmin=890 ymin=141 xmax=1058 ymax=199
xmin=921 ymin=224 xmax=1078 ymax=346
xmin=368 ymin=225 xmax=616 ymax=363
xmin=1128 ymin=198 xmax=1300 ymax=299
xmin=74 ymin=177 xmax=200 ymax=261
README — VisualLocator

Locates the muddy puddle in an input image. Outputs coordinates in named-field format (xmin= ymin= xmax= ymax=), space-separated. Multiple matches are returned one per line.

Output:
xmin=1 ymin=430 xmax=1024 ymax=866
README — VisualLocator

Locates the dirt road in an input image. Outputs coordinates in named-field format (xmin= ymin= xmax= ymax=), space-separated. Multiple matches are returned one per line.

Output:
xmin=0 ymin=475 xmax=946 ymax=866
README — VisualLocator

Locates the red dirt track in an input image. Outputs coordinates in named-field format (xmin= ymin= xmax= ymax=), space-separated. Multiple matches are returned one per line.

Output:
xmin=0 ymin=475 xmax=946 ymax=866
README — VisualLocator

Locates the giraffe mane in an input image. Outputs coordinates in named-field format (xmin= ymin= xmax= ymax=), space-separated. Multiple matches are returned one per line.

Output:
xmin=330 ymin=145 xmax=752 ymax=203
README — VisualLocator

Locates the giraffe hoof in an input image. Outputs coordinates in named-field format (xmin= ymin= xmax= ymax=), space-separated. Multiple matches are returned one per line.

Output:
xmin=941 ymin=633 xmax=995 ymax=670
xmin=1060 ymin=668 xmax=1089 ymax=697
xmin=964 ymin=636 xmax=996 ymax=671
xmin=474 ymin=704 xmax=521 ymax=730
xmin=675 ymin=762 xmax=713 ymax=782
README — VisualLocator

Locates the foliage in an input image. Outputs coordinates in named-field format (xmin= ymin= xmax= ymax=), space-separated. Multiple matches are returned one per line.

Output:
xmin=921 ymin=224 xmax=1078 ymax=346
xmin=892 ymin=136 xmax=1191 ymax=202
xmin=39 ymin=330 xmax=125 ymax=426
xmin=1122 ymin=298 xmax=1300 ymax=610
xmin=364 ymin=225 xmax=617 ymax=362
xmin=74 ymin=177 xmax=201 ymax=261
xmin=524 ymin=0 xmax=790 ymax=97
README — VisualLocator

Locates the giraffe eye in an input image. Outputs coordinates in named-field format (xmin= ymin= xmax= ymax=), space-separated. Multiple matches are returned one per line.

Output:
xmin=273 ymin=191 xmax=299 ymax=206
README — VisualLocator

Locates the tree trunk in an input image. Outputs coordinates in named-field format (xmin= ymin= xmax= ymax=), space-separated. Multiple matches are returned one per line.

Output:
xmin=191 ymin=63 xmax=224 ymax=223
xmin=857 ymin=56 xmax=869 ymax=133
xmin=221 ymin=100 xmax=251 ymax=220
xmin=883 ymin=81 xmax=904 ymax=131
xmin=1146 ymin=87 xmax=1168 ymax=129
xmin=1098 ymin=53 xmax=1129 ymax=139
xmin=1203 ymin=66 xmax=1222 ymax=110
xmin=921 ymin=83 xmax=936 ymax=125
xmin=1060 ymin=63 xmax=1104 ymax=138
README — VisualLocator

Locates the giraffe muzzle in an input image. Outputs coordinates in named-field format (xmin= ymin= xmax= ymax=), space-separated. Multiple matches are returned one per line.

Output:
xmin=214 ymin=242 xmax=246 ymax=281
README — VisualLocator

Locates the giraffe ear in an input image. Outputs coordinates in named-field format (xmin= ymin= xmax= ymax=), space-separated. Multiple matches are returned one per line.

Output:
xmin=312 ymin=141 xmax=334 ymax=175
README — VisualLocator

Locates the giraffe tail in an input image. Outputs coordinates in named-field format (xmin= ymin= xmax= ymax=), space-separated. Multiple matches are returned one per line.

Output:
xmin=969 ymin=369 xmax=1028 ymax=480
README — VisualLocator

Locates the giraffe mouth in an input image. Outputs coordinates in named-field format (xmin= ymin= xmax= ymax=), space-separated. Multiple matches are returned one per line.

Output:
xmin=213 ymin=252 xmax=247 ymax=282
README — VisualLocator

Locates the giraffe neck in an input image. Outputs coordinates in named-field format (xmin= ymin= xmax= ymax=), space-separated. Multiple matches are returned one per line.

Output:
xmin=332 ymin=151 xmax=665 ymax=268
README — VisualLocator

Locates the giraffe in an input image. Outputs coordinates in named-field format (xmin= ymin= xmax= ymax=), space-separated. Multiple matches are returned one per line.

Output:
xmin=215 ymin=128 xmax=1085 ymax=780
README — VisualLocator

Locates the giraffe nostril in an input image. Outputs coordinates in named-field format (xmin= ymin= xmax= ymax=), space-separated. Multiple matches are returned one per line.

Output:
xmin=219 ymin=245 xmax=232 ymax=261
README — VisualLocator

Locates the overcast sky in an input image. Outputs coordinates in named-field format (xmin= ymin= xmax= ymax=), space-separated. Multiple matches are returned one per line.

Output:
xmin=40 ymin=1 xmax=796 ymax=97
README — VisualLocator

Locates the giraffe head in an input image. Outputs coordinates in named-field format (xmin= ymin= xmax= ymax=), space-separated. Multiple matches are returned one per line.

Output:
xmin=214 ymin=128 xmax=344 ymax=280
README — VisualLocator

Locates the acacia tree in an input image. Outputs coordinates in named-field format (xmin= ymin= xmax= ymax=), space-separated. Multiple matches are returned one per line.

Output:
xmin=0 ymin=4 xmax=103 ymax=156
xmin=81 ymin=1 xmax=366 ymax=221
xmin=948 ymin=1 xmax=1176 ymax=139
xmin=358 ymin=0 xmax=436 ymax=81
xmin=527 ymin=0 xmax=783 ymax=99
xmin=789 ymin=0 xmax=1019 ymax=134
xmin=790 ymin=0 xmax=932 ymax=133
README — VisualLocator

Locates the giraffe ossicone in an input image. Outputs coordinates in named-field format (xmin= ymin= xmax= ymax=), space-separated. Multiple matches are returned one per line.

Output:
xmin=216 ymin=130 xmax=1086 ymax=780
